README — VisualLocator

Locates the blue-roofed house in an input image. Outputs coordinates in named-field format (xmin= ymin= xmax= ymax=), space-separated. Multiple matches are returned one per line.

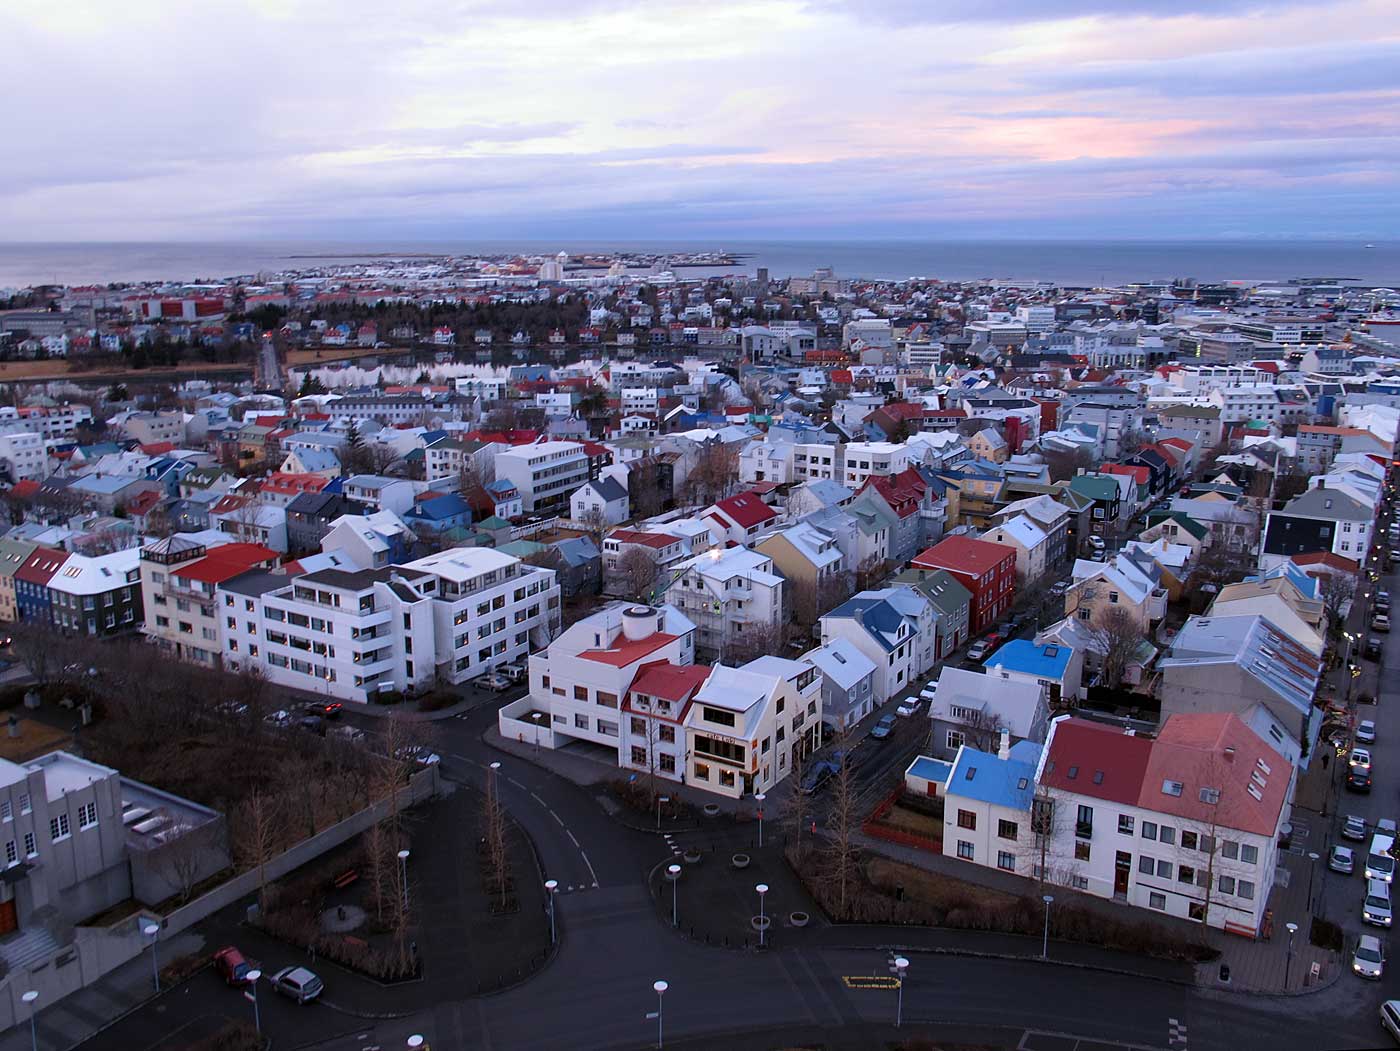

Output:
xmin=985 ymin=639 xmax=1083 ymax=707
xmin=403 ymin=493 xmax=474 ymax=534
xmin=903 ymin=755 xmax=952 ymax=798
xmin=939 ymin=740 xmax=1042 ymax=875
xmin=819 ymin=594 xmax=917 ymax=703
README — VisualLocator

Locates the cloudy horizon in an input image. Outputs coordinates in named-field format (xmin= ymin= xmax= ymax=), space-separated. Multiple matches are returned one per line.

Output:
xmin=6 ymin=0 xmax=1398 ymax=242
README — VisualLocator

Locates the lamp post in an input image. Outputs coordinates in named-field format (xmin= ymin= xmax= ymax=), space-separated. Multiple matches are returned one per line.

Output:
xmin=1306 ymin=851 xmax=1321 ymax=913
xmin=143 ymin=922 xmax=161 ymax=991
xmin=756 ymin=883 xmax=769 ymax=948
xmin=245 ymin=969 xmax=262 ymax=1036
xmin=1285 ymin=921 xmax=1299 ymax=989
xmin=21 ymin=990 xmax=38 ymax=1051
xmin=656 ymin=795 xmax=670 ymax=830
xmin=652 ymin=979 xmax=668 ymax=1049
xmin=666 ymin=864 xmax=681 ymax=927
xmin=407 ymin=1037 xmax=426 ymax=1050
xmin=893 ymin=956 xmax=909 ymax=1028
xmin=397 ymin=848 xmax=411 ymax=913
xmin=545 ymin=879 xmax=558 ymax=943
xmin=755 ymin=792 xmax=766 ymax=848
xmin=1041 ymin=895 xmax=1054 ymax=959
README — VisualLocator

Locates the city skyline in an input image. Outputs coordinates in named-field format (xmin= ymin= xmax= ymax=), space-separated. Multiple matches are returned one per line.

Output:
xmin=5 ymin=0 xmax=1399 ymax=242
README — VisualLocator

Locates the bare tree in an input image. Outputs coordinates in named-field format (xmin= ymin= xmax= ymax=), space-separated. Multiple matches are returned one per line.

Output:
xmin=730 ymin=619 xmax=788 ymax=664
xmin=856 ymin=555 xmax=889 ymax=592
xmin=683 ymin=442 xmax=740 ymax=505
xmin=822 ymin=738 xmax=860 ymax=919
xmin=232 ymin=788 xmax=282 ymax=912
xmin=1030 ymin=784 xmax=1066 ymax=889
xmin=576 ymin=505 xmax=609 ymax=550
xmin=1316 ymin=571 xmax=1356 ymax=643
xmin=9 ymin=621 xmax=60 ymax=687
xmin=791 ymin=570 xmax=854 ymax=626
xmin=781 ymin=746 xmax=812 ymax=848
xmin=154 ymin=823 xmax=215 ymax=904
xmin=1087 ymin=606 xmax=1148 ymax=689
xmin=959 ymin=707 xmax=1006 ymax=754
xmin=614 ymin=547 xmax=659 ymax=603
xmin=481 ymin=765 xmax=511 ymax=909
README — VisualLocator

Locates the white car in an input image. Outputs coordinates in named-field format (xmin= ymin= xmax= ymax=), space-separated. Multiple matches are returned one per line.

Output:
xmin=1330 ymin=845 xmax=1356 ymax=874
xmin=1382 ymin=1000 xmax=1400 ymax=1043
xmin=895 ymin=699 xmax=920 ymax=718
xmin=1364 ymin=880 xmax=1393 ymax=928
xmin=1355 ymin=935 xmax=1385 ymax=980
xmin=1358 ymin=720 xmax=1378 ymax=744
xmin=1351 ymin=747 xmax=1373 ymax=771
xmin=263 ymin=709 xmax=292 ymax=729
xmin=1344 ymin=815 xmax=1369 ymax=841
xmin=270 ymin=966 xmax=323 ymax=1003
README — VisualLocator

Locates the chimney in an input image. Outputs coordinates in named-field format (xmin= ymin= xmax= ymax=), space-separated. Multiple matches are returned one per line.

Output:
xmin=997 ymin=727 xmax=1011 ymax=760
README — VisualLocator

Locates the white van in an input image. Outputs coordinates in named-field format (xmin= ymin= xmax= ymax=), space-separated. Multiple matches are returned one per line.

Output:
xmin=1366 ymin=833 xmax=1396 ymax=884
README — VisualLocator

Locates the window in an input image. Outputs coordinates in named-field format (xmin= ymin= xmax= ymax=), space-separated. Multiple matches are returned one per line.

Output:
xmin=1221 ymin=840 xmax=1239 ymax=860
xmin=1177 ymin=864 xmax=1195 ymax=885
xmin=1238 ymin=880 xmax=1255 ymax=900
xmin=574 ymin=686 xmax=588 ymax=701
xmin=78 ymin=802 xmax=97 ymax=829
xmin=660 ymin=755 xmax=676 ymax=774
xmin=1074 ymin=841 xmax=1091 ymax=861
xmin=1076 ymin=804 xmax=1093 ymax=838
xmin=1138 ymin=855 xmax=1154 ymax=875
xmin=1148 ymin=892 xmax=1166 ymax=911
xmin=998 ymin=819 xmax=1018 ymax=841
xmin=957 ymin=841 xmax=974 ymax=861
xmin=19 ymin=793 xmax=31 ymax=815
xmin=597 ymin=692 xmax=618 ymax=709
xmin=1156 ymin=859 xmax=1172 ymax=878
xmin=49 ymin=814 xmax=71 ymax=841
xmin=997 ymin=851 xmax=1015 ymax=872
xmin=0 ymin=800 xmax=9 ymax=822
xmin=573 ymin=714 xmax=589 ymax=730
xmin=1158 ymin=825 xmax=1175 ymax=846
xmin=1181 ymin=831 xmax=1199 ymax=851
xmin=23 ymin=832 xmax=36 ymax=858
xmin=1240 ymin=844 xmax=1258 ymax=865
xmin=660 ymin=725 xmax=675 ymax=744
xmin=4 ymin=840 xmax=14 ymax=866
xmin=630 ymin=717 xmax=646 ymax=735
xmin=1218 ymin=875 xmax=1236 ymax=895
xmin=631 ymin=747 xmax=647 ymax=765
xmin=945 ymin=730 xmax=965 ymax=750
xmin=957 ymin=810 xmax=977 ymax=831
xmin=1118 ymin=814 xmax=1135 ymax=835
xmin=1141 ymin=821 xmax=1157 ymax=840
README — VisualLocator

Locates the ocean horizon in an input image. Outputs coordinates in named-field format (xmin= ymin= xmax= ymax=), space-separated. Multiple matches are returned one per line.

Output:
xmin=0 ymin=238 xmax=1396 ymax=291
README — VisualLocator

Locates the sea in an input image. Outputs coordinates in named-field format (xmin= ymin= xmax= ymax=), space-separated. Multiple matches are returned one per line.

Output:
xmin=0 ymin=239 xmax=1397 ymax=291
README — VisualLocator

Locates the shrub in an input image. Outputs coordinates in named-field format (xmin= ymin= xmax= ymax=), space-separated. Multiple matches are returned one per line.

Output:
xmin=1310 ymin=916 xmax=1343 ymax=952
xmin=416 ymin=690 xmax=459 ymax=713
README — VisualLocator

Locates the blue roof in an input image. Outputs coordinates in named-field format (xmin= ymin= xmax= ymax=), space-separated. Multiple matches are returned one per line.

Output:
xmin=408 ymin=493 xmax=471 ymax=521
xmin=906 ymin=756 xmax=952 ymax=784
xmin=945 ymin=745 xmax=1041 ymax=811
xmin=1245 ymin=562 xmax=1320 ymax=600
xmin=985 ymin=639 xmax=1073 ymax=680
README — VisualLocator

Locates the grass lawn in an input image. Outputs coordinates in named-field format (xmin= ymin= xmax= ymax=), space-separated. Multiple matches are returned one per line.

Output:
xmin=867 ymin=857 xmax=1020 ymax=912
xmin=872 ymin=802 xmax=943 ymax=840
xmin=0 ymin=718 xmax=73 ymax=762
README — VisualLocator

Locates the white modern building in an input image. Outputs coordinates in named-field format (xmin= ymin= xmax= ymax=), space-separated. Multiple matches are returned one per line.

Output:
xmin=842 ymin=442 xmax=911 ymax=491
xmin=496 ymin=441 xmax=590 ymax=512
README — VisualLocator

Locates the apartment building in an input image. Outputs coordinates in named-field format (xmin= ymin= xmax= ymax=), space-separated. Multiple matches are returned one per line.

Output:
xmin=663 ymin=547 xmax=784 ymax=662
xmin=496 ymin=441 xmax=590 ymax=512
xmin=842 ymin=442 xmax=911 ymax=491
xmin=16 ymin=547 xmax=143 ymax=636
xmin=0 ymin=404 xmax=94 ymax=440
xmin=117 ymin=412 xmax=184 ymax=447
xmin=141 ymin=536 xmax=280 ymax=667
xmin=340 ymin=474 xmax=416 ymax=516
xmin=221 ymin=547 xmax=560 ymax=703
xmin=0 ymin=426 xmax=45 ymax=481
xmin=0 ymin=539 xmax=38 ymax=623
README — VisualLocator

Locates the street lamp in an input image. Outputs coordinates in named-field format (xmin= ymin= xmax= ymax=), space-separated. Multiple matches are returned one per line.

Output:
xmin=755 ymin=792 xmax=766 ymax=848
xmin=1284 ymin=921 xmax=1299 ymax=988
xmin=893 ymin=956 xmax=909 ymax=1028
xmin=756 ymin=883 xmax=769 ymax=948
xmin=397 ymin=849 xmax=411 ymax=913
xmin=407 ymin=1038 xmax=426 ymax=1050
xmin=1306 ymin=851 xmax=1321 ymax=913
xmin=666 ymin=864 xmax=681 ymax=927
xmin=245 ymin=969 xmax=262 ymax=1036
xmin=545 ymin=879 xmax=558 ymax=943
xmin=656 ymin=795 xmax=670 ymax=830
xmin=1041 ymin=895 xmax=1054 ymax=959
xmin=21 ymin=990 xmax=38 ymax=1051
xmin=652 ymin=979 xmax=668 ymax=1049
xmin=143 ymin=922 xmax=161 ymax=991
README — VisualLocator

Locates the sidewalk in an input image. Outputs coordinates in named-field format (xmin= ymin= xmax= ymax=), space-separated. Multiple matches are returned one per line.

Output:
xmin=0 ymin=931 xmax=203 ymax=1051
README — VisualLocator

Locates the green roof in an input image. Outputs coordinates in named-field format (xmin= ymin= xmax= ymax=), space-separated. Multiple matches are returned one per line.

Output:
xmin=1068 ymin=474 xmax=1120 ymax=501
xmin=498 ymin=540 xmax=547 ymax=558
xmin=476 ymin=515 xmax=513 ymax=530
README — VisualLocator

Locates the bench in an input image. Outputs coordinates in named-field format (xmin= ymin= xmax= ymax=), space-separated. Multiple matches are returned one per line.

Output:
xmin=332 ymin=869 xmax=358 ymax=890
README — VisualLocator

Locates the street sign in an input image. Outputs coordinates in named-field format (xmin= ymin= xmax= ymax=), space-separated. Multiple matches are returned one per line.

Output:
xmin=645 ymin=1011 xmax=660 ymax=1020
xmin=242 ymin=991 xmax=255 ymax=1002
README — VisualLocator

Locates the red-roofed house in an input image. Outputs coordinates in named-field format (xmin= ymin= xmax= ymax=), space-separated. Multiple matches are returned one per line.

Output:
xmin=912 ymin=536 xmax=1016 ymax=633
xmin=601 ymin=530 xmax=688 ymax=590
xmin=621 ymin=657 xmax=714 ymax=785
xmin=140 ymin=537 xmax=279 ymax=666
xmin=704 ymin=491 xmax=779 ymax=545
xmin=1034 ymin=713 xmax=1291 ymax=935
xmin=257 ymin=472 xmax=332 ymax=508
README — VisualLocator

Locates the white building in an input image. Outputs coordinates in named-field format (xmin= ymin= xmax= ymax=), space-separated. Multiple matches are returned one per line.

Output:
xmin=842 ymin=442 xmax=910 ymax=491
xmin=0 ymin=426 xmax=46 ymax=481
xmin=496 ymin=441 xmax=590 ymax=512
xmin=663 ymin=547 xmax=785 ymax=662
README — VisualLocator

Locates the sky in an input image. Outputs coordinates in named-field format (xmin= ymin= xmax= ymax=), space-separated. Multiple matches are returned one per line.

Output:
xmin=5 ymin=0 xmax=1399 ymax=241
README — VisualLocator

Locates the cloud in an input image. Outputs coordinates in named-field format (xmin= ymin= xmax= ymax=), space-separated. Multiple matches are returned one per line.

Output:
xmin=805 ymin=0 xmax=1301 ymax=24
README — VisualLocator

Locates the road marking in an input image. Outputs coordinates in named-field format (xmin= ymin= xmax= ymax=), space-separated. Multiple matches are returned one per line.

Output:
xmin=841 ymin=975 xmax=901 ymax=989
xmin=547 ymin=808 xmax=565 ymax=826
xmin=579 ymin=849 xmax=599 ymax=886
xmin=566 ymin=830 xmax=581 ymax=848
xmin=507 ymin=776 xmax=527 ymax=790
xmin=530 ymin=791 xmax=547 ymax=806
xmin=1168 ymin=1018 xmax=1188 ymax=1048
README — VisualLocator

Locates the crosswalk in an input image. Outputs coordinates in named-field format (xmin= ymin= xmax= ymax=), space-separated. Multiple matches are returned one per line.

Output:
xmin=1168 ymin=1017 xmax=1189 ymax=1049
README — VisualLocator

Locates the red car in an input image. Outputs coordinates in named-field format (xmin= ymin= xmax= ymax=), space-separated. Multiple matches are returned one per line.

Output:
xmin=305 ymin=701 xmax=343 ymax=719
xmin=213 ymin=946 xmax=254 ymax=986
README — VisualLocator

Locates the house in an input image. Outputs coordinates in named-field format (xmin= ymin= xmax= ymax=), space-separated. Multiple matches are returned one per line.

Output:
xmin=1207 ymin=569 xmax=1326 ymax=657
xmin=754 ymin=522 xmax=849 ymax=625
xmin=1034 ymin=713 xmax=1292 ymax=935
xmin=1157 ymin=614 xmax=1323 ymax=761
xmin=891 ymin=567 xmax=973 ymax=658
xmin=0 ymin=538 xmax=39 ymax=622
xmin=819 ymin=594 xmax=917 ymax=703
xmin=320 ymin=510 xmax=415 ymax=570
xmin=340 ymin=474 xmax=417 ymax=517
xmin=284 ymin=491 xmax=364 ymax=556
xmin=985 ymin=638 xmax=1083 ymax=707
xmin=403 ymin=493 xmax=474 ymax=535
xmin=602 ymin=529 xmax=688 ymax=596
xmin=989 ymin=494 xmax=1071 ymax=568
xmin=703 ymin=491 xmax=779 ymax=546
xmin=801 ymin=638 xmax=879 ymax=730
xmin=1259 ymin=484 xmax=1373 ymax=572
xmin=571 ymin=475 xmax=630 ymax=527
xmin=141 ymin=537 xmax=279 ymax=666
xmin=979 ymin=514 xmax=1050 ymax=586
xmin=1064 ymin=553 xmax=1166 ymax=634
xmin=662 ymin=547 xmax=785 ymax=663
xmin=1067 ymin=473 xmax=1124 ymax=539
xmin=938 ymin=739 xmax=1042 ymax=874
xmin=34 ymin=548 xmax=144 ymax=637
xmin=925 ymin=665 xmax=1049 ymax=760
xmin=911 ymin=536 xmax=1016 ymax=635
xmin=496 ymin=441 xmax=590 ymax=512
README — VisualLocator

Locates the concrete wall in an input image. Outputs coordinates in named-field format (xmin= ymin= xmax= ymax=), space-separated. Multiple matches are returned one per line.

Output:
xmin=0 ymin=766 xmax=438 ymax=1030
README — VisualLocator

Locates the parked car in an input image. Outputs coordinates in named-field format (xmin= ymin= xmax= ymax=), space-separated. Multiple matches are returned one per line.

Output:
xmin=1364 ymin=880 xmax=1393 ymax=928
xmin=396 ymin=744 xmax=441 ymax=766
xmin=1358 ymin=720 xmax=1378 ymax=745
xmin=329 ymin=725 xmax=367 ymax=746
xmin=1374 ymin=613 xmax=1391 ymax=633
xmin=297 ymin=715 xmax=325 ymax=736
xmin=1349 ymin=769 xmax=1374 ymax=793
xmin=213 ymin=946 xmax=254 ymax=986
xmin=270 ymin=966 xmax=323 ymax=1003
xmin=498 ymin=662 xmax=527 ymax=683
xmin=967 ymin=635 xmax=1001 ymax=662
xmin=1351 ymin=747 xmax=1373 ymax=770
xmin=1355 ymin=934 xmax=1386 ymax=979
xmin=1381 ymin=999 xmax=1400 ymax=1042
xmin=1088 ymin=536 xmax=1106 ymax=553
xmin=263 ymin=709 xmax=292 ymax=729
xmin=1344 ymin=815 xmax=1369 ymax=841
xmin=1367 ymin=833 xmax=1397 ymax=883
xmin=304 ymin=701 xmax=343 ymax=719
xmin=1367 ymin=636 xmax=1384 ymax=660
xmin=1331 ymin=845 xmax=1356 ymax=874
xmin=1048 ymin=580 xmax=1069 ymax=597
xmin=800 ymin=758 xmax=840 ymax=795
xmin=869 ymin=714 xmax=897 ymax=741
xmin=478 ymin=671 xmax=513 ymax=692
xmin=895 ymin=699 xmax=921 ymax=718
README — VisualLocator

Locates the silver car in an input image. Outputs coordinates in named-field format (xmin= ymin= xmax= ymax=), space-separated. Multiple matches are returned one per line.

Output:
xmin=1344 ymin=815 xmax=1368 ymax=841
xmin=1358 ymin=720 xmax=1378 ymax=745
xmin=1354 ymin=935 xmax=1385 ymax=980
xmin=270 ymin=966 xmax=323 ymax=1003
xmin=1331 ymin=845 xmax=1356 ymax=875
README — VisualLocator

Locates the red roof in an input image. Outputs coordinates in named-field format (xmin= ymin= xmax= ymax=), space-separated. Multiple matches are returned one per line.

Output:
xmin=864 ymin=468 xmax=927 ymax=519
xmin=261 ymin=473 xmax=330 ymax=495
xmin=125 ymin=490 xmax=163 ymax=516
xmin=1158 ymin=437 xmax=1193 ymax=453
xmin=1041 ymin=718 xmax=1154 ymax=806
xmin=578 ymin=631 xmax=678 ymax=668
xmin=1100 ymin=464 xmax=1150 ymax=485
xmin=1292 ymin=551 xmax=1360 ymax=573
xmin=173 ymin=543 xmax=280 ymax=585
xmin=139 ymin=441 xmax=176 ymax=456
xmin=912 ymin=535 xmax=1015 ymax=576
xmin=465 ymin=429 xmax=543 ymax=446
xmin=15 ymin=547 xmax=71 ymax=586
xmin=710 ymin=491 xmax=778 ymax=530
xmin=608 ymin=529 xmax=680 ymax=550
xmin=9 ymin=480 xmax=40 ymax=500
xmin=628 ymin=660 xmax=711 ymax=705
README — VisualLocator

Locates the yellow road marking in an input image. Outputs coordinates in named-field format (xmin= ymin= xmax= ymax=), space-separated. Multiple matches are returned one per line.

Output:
xmin=842 ymin=975 xmax=902 ymax=989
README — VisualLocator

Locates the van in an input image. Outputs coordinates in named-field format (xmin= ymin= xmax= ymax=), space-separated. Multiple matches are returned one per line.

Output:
xmin=1367 ymin=833 xmax=1396 ymax=884
xmin=1364 ymin=879 xmax=1393 ymax=928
